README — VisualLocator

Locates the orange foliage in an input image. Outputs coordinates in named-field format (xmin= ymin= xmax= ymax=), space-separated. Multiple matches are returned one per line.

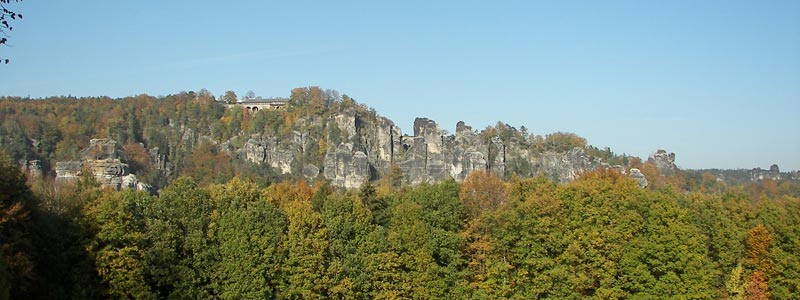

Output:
xmin=122 ymin=143 xmax=152 ymax=174
xmin=744 ymin=271 xmax=770 ymax=300
xmin=181 ymin=142 xmax=234 ymax=186
xmin=576 ymin=167 xmax=628 ymax=184
xmin=627 ymin=158 xmax=688 ymax=191
xmin=459 ymin=170 xmax=508 ymax=218
xmin=265 ymin=179 xmax=314 ymax=208
xmin=746 ymin=224 xmax=772 ymax=273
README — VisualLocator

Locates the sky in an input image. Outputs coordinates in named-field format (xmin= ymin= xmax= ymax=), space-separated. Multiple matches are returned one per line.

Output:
xmin=1 ymin=1 xmax=798 ymax=170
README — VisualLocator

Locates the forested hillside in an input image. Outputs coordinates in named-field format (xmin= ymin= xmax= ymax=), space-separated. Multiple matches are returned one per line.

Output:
xmin=1 ymin=88 xmax=799 ymax=299
xmin=1 ymin=87 xmax=634 ymax=191
xmin=1 ymin=151 xmax=798 ymax=299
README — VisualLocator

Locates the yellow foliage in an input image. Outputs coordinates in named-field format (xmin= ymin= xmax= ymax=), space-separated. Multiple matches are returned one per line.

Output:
xmin=459 ymin=170 xmax=508 ymax=218
xmin=265 ymin=179 xmax=314 ymax=208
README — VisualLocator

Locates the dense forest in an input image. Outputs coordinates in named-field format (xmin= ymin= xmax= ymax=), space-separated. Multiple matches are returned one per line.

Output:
xmin=1 ymin=89 xmax=799 ymax=299
xmin=2 ymin=150 xmax=799 ymax=299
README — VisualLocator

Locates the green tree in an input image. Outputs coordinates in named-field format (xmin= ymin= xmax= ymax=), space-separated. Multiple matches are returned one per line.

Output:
xmin=321 ymin=193 xmax=376 ymax=299
xmin=87 ymin=189 xmax=156 ymax=300
xmin=144 ymin=176 xmax=216 ymax=298
xmin=222 ymin=90 xmax=237 ymax=104
xmin=210 ymin=178 xmax=286 ymax=299
xmin=278 ymin=199 xmax=330 ymax=299
xmin=0 ymin=149 xmax=34 ymax=299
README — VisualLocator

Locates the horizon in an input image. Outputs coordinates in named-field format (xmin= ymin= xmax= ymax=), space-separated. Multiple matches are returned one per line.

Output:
xmin=1 ymin=1 xmax=798 ymax=170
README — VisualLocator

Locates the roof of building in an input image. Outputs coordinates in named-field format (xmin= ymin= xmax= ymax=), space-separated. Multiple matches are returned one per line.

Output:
xmin=239 ymin=97 xmax=288 ymax=104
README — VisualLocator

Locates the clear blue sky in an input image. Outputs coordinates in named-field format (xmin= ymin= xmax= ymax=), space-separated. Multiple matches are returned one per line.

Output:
xmin=2 ymin=1 xmax=799 ymax=170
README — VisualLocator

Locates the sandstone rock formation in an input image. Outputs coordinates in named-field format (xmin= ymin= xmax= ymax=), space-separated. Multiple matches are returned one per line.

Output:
xmin=649 ymin=149 xmax=677 ymax=174
xmin=324 ymin=143 xmax=370 ymax=189
xmin=241 ymin=134 xmax=297 ymax=174
xmin=751 ymin=164 xmax=781 ymax=181
xmin=55 ymin=161 xmax=82 ymax=180
xmin=629 ymin=168 xmax=648 ymax=188
xmin=47 ymin=103 xmax=660 ymax=191
xmin=55 ymin=138 xmax=150 ymax=191
xmin=18 ymin=159 xmax=43 ymax=179
xmin=315 ymin=116 xmax=609 ymax=188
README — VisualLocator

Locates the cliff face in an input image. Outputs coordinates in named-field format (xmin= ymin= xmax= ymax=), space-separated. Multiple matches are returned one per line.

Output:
xmin=241 ymin=134 xmax=297 ymax=174
xmin=308 ymin=114 xmax=613 ymax=188
xmin=216 ymin=109 xmax=617 ymax=188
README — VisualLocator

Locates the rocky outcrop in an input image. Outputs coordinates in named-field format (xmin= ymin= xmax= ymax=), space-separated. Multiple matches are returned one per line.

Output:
xmin=241 ymin=134 xmax=297 ymax=174
xmin=751 ymin=164 xmax=781 ymax=181
xmin=630 ymin=168 xmax=648 ymax=188
xmin=302 ymin=164 xmax=320 ymax=181
xmin=318 ymin=116 xmax=608 ymax=188
xmin=55 ymin=161 xmax=82 ymax=180
xmin=649 ymin=149 xmax=677 ymax=174
xmin=324 ymin=143 xmax=370 ymax=189
xmin=149 ymin=147 xmax=173 ymax=177
xmin=531 ymin=148 xmax=605 ymax=182
xmin=55 ymin=138 xmax=150 ymax=191
xmin=18 ymin=159 xmax=43 ymax=179
xmin=79 ymin=138 xmax=124 ymax=161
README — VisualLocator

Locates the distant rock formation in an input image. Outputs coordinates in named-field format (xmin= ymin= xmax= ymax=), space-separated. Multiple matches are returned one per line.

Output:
xmin=324 ymin=143 xmax=370 ymax=189
xmin=241 ymin=134 xmax=299 ymax=174
xmin=318 ymin=116 xmax=608 ymax=187
xmin=18 ymin=159 xmax=43 ymax=179
xmin=751 ymin=164 xmax=781 ymax=181
xmin=55 ymin=138 xmax=151 ymax=191
xmin=649 ymin=149 xmax=677 ymax=174
xmin=55 ymin=161 xmax=82 ymax=180
xmin=629 ymin=168 xmax=648 ymax=188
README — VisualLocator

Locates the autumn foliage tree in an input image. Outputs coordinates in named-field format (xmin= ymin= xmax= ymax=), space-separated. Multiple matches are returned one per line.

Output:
xmin=745 ymin=271 xmax=770 ymax=300
xmin=0 ymin=150 xmax=34 ymax=299
xmin=746 ymin=224 xmax=773 ymax=273
xmin=459 ymin=170 xmax=507 ymax=218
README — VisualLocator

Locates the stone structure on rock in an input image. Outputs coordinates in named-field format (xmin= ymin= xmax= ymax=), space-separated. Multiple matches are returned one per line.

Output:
xmin=226 ymin=98 xmax=289 ymax=112
xmin=649 ymin=149 xmax=677 ymax=174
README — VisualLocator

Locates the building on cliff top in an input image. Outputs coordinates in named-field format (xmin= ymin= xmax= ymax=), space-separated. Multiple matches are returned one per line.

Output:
xmin=226 ymin=97 xmax=288 ymax=112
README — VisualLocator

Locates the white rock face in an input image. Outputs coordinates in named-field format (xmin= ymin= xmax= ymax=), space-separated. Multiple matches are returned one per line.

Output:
xmin=56 ymin=161 xmax=83 ymax=180
xmin=316 ymin=115 xmax=611 ymax=189
xmin=241 ymin=135 xmax=296 ymax=174
xmin=629 ymin=168 xmax=648 ymax=188
xmin=324 ymin=143 xmax=370 ymax=189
